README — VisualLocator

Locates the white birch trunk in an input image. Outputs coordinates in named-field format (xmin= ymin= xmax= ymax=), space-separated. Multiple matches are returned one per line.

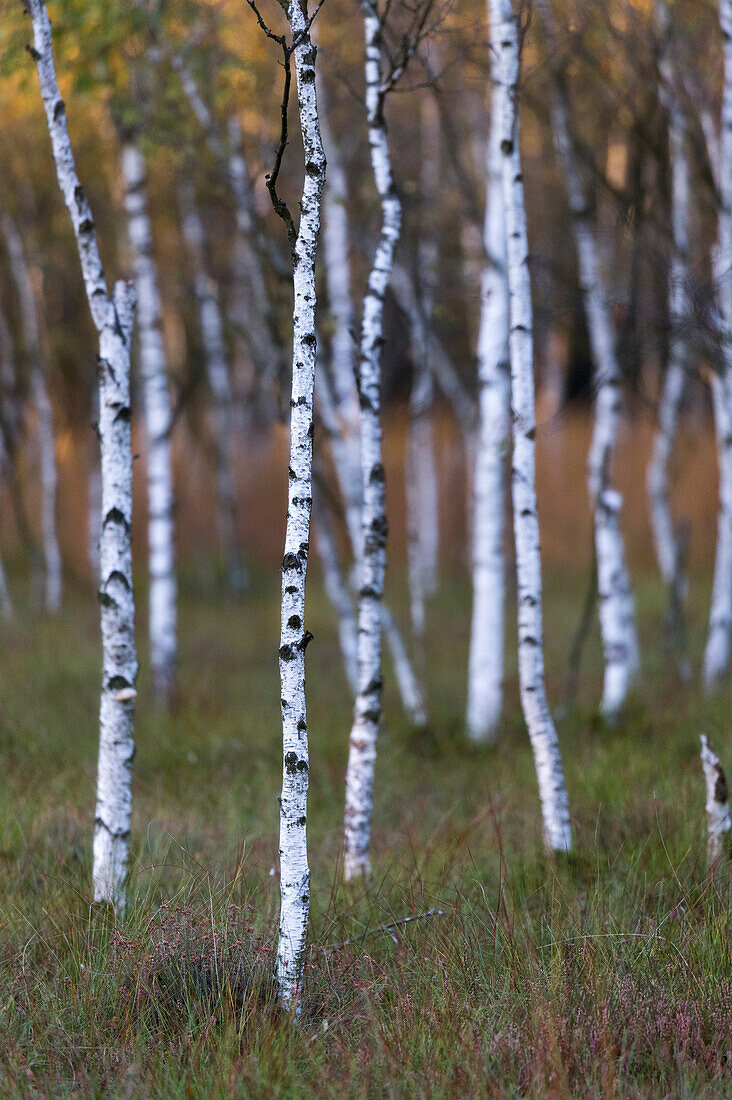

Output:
xmin=2 ymin=213 xmax=62 ymax=614
xmin=406 ymin=93 xmax=441 ymax=640
xmin=704 ymin=0 xmax=732 ymax=690
xmin=121 ymin=142 xmax=177 ymax=704
xmin=317 ymin=76 xmax=363 ymax=557
xmin=26 ymin=0 xmax=138 ymax=910
xmin=275 ymin=2 xmax=326 ymax=1012
xmin=466 ymin=26 xmax=510 ymax=743
xmin=492 ymin=0 xmax=572 ymax=852
xmin=318 ymin=79 xmax=425 ymax=724
xmin=647 ymin=10 xmax=689 ymax=589
xmin=343 ymin=1 xmax=403 ymax=881
xmin=88 ymin=391 xmax=102 ymax=583
xmin=178 ymin=179 xmax=247 ymax=592
xmin=700 ymin=735 xmax=731 ymax=868
xmin=535 ymin=0 xmax=638 ymax=718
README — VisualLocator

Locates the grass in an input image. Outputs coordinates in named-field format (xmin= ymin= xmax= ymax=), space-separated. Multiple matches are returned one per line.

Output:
xmin=0 ymin=561 xmax=731 ymax=1097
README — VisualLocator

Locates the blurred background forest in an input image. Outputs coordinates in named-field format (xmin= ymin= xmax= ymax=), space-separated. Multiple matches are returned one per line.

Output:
xmin=0 ymin=0 xmax=721 ymax=591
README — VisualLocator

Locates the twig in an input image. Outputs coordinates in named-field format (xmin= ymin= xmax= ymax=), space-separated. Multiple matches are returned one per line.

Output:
xmin=312 ymin=907 xmax=444 ymax=953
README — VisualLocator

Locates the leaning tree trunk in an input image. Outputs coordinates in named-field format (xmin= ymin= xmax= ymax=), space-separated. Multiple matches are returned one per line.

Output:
xmin=121 ymin=142 xmax=177 ymax=705
xmin=535 ymin=0 xmax=639 ymax=719
xmin=466 ymin=21 xmax=510 ymax=743
xmin=704 ymin=0 xmax=732 ymax=690
xmin=343 ymin=0 xmax=404 ymax=881
xmin=492 ymin=0 xmax=572 ymax=853
xmin=318 ymin=75 xmax=426 ymax=725
xmin=273 ymin=1 xmax=327 ymax=1012
xmin=27 ymin=0 xmax=138 ymax=910
xmin=2 ymin=212 xmax=62 ymax=614
xmin=178 ymin=179 xmax=247 ymax=592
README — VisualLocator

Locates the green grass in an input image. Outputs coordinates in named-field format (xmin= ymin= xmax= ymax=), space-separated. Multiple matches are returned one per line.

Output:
xmin=1 ymin=564 xmax=731 ymax=1097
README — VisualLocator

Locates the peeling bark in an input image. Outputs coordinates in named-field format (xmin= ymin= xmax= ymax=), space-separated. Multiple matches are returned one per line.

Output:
xmin=26 ymin=0 xmax=138 ymax=911
xmin=492 ymin=0 xmax=572 ymax=852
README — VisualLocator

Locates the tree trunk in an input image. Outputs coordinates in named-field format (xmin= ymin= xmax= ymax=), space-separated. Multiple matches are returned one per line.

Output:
xmin=535 ymin=0 xmax=639 ymax=719
xmin=274 ymin=1 xmax=327 ymax=1013
xmin=492 ymin=0 xmax=572 ymax=853
xmin=178 ymin=179 xmax=247 ymax=592
xmin=700 ymin=735 xmax=731 ymax=869
xmin=318 ymin=77 xmax=426 ymax=725
xmin=704 ymin=0 xmax=732 ymax=690
xmin=646 ymin=5 xmax=690 ymax=679
xmin=27 ymin=0 xmax=138 ymax=910
xmin=121 ymin=142 xmax=177 ymax=704
xmin=466 ymin=25 xmax=510 ymax=743
xmin=343 ymin=0 xmax=404 ymax=881
xmin=2 ymin=213 xmax=62 ymax=614
xmin=406 ymin=93 xmax=441 ymax=646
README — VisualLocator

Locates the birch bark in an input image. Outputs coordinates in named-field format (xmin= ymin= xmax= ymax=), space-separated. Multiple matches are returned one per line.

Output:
xmin=343 ymin=0 xmax=404 ymax=881
xmin=26 ymin=0 xmax=138 ymax=910
xmin=704 ymin=0 xmax=732 ymax=689
xmin=535 ymin=0 xmax=638 ymax=718
xmin=121 ymin=142 xmax=177 ymax=704
xmin=269 ymin=0 xmax=326 ymax=1012
xmin=646 ymin=11 xmax=689 ymax=591
xmin=318 ymin=79 xmax=425 ymax=724
xmin=466 ymin=19 xmax=510 ymax=742
xmin=178 ymin=179 xmax=246 ymax=592
xmin=2 ymin=213 xmax=62 ymax=614
xmin=492 ymin=0 xmax=572 ymax=852
xmin=700 ymin=735 xmax=731 ymax=868
xmin=406 ymin=93 xmax=441 ymax=644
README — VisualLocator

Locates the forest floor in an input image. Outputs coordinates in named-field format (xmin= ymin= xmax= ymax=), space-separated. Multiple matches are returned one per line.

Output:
xmin=1 ymin=563 xmax=731 ymax=1098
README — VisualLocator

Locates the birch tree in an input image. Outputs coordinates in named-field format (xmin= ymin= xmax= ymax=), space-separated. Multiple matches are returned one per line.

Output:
xmin=406 ymin=93 xmax=441 ymax=648
xmin=25 ymin=0 xmax=138 ymax=909
xmin=119 ymin=137 xmax=177 ymax=705
xmin=178 ymin=177 xmax=247 ymax=592
xmin=168 ymin=52 xmax=285 ymax=409
xmin=700 ymin=735 xmax=731 ymax=869
xmin=318 ymin=73 xmax=426 ymax=725
xmin=646 ymin=2 xmax=691 ymax=679
xmin=465 ymin=10 xmax=510 ymax=742
xmin=535 ymin=0 xmax=639 ymax=719
xmin=703 ymin=0 xmax=732 ymax=690
xmin=247 ymin=0 xmax=326 ymax=1012
xmin=492 ymin=0 xmax=572 ymax=853
xmin=2 ymin=212 xmax=62 ymax=614
xmin=344 ymin=0 xmax=435 ymax=881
